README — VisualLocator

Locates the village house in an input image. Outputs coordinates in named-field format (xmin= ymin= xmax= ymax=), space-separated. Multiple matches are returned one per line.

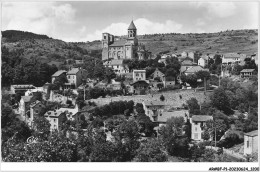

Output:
xmin=180 ymin=59 xmax=197 ymax=73
xmin=133 ymin=70 xmax=146 ymax=82
xmin=198 ymin=55 xmax=209 ymax=68
xmin=104 ymin=59 xmax=129 ymax=75
xmin=240 ymin=69 xmax=256 ymax=78
xmin=222 ymin=53 xmax=242 ymax=65
xmin=142 ymin=101 xmax=166 ymax=121
xmin=18 ymin=96 xmax=32 ymax=121
xmin=184 ymin=66 xmax=209 ymax=75
xmin=107 ymin=79 xmax=122 ymax=90
xmin=51 ymin=70 xmax=67 ymax=84
xmin=150 ymin=68 xmax=165 ymax=81
xmin=155 ymin=109 xmax=189 ymax=127
xmin=190 ymin=115 xmax=213 ymax=141
xmin=163 ymin=79 xmax=176 ymax=88
xmin=244 ymin=130 xmax=258 ymax=156
xmin=27 ymin=100 xmax=46 ymax=127
xmin=44 ymin=110 xmax=67 ymax=132
xmin=10 ymin=84 xmax=36 ymax=94
xmin=65 ymin=67 xmax=85 ymax=89
xmin=130 ymin=80 xmax=149 ymax=94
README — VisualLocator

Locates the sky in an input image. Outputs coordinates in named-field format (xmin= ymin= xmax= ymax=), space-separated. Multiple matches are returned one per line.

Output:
xmin=1 ymin=1 xmax=259 ymax=42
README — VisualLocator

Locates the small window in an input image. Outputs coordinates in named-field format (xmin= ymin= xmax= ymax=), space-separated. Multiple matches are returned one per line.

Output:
xmin=104 ymin=35 xmax=106 ymax=39
xmin=247 ymin=141 xmax=249 ymax=148
xmin=35 ymin=110 xmax=39 ymax=113
xmin=195 ymin=127 xmax=197 ymax=131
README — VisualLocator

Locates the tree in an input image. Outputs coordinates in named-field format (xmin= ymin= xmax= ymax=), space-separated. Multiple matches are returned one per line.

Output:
xmin=133 ymin=139 xmax=167 ymax=162
xmin=1 ymin=104 xmax=32 ymax=143
xmin=160 ymin=95 xmax=165 ymax=101
xmin=210 ymin=87 xmax=231 ymax=113
xmin=2 ymin=132 xmax=78 ymax=162
xmin=136 ymin=114 xmax=155 ymax=136
xmin=32 ymin=116 xmax=51 ymax=141
xmin=186 ymin=74 xmax=198 ymax=88
xmin=159 ymin=117 xmax=189 ymax=157
xmin=89 ymin=141 xmax=116 ymax=162
xmin=113 ymin=120 xmax=140 ymax=161
xmin=195 ymin=70 xmax=210 ymax=81
xmin=186 ymin=98 xmax=200 ymax=116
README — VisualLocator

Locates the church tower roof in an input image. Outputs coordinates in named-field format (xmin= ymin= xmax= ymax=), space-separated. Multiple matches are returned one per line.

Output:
xmin=128 ymin=20 xmax=137 ymax=30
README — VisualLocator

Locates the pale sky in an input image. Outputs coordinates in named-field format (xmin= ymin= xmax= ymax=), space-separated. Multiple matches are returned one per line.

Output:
xmin=1 ymin=1 xmax=259 ymax=42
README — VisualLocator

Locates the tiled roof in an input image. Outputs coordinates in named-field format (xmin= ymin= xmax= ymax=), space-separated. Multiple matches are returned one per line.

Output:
xmin=21 ymin=96 xmax=32 ymax=103
xmin=111 ymin=59 xmax=124 ymax=66
xmin=200 ymin=55 xmax=209 ymax=60
xmin=44 ymin=110 xmax=64 ymax=117
xmin=244 ymin=130 xmax=258 ymax=137
xmin=11 ymin=85 xmax=36 ymax=89
xmin=157 ymin=110 xmax=188 ymax=123
xmin=67 ymin=68 xmax=79 ymax=75
xmin=181 ymin=60 xmax=195 ymax=66
xmin=144 ymin=101 xmax=165 ymax=106
xmin=128 ymin=20 xmax=137 ymax=30
xmin=192 ymin=115 xmax=213 ymax=122
xmin=240 ymin=69 xmax=255 ymax=73
xmin=185 ymin=66 xmax=208 ymax=73
xmin=131 ymin=80 xmax=149 ymax=85
xmin=109 ymin=40 xmax=126 ymax=47
xmin=52 ymin=70 xmax=67 ymax=77
xmin=30 ymin=100 xmax=41 ymax=108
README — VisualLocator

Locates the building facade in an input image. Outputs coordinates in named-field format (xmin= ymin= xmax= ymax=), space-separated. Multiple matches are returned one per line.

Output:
xmin=191 ymin=115 xmax=213 ymax=141
xmin=244 ymin=130 xmax=258 ymax=155
xmin=133 ymin=70 xmax=146 ymax=82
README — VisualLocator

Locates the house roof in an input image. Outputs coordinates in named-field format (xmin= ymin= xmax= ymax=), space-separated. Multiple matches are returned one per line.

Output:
xmin=185 ymin=66 xmax=208 ymax=74
xmin=244 ymin=130 xmax=258 ymax=137
xmin=152 ymin=68 xmax=165 ymax=76
xmin=52 ymin=70 xmax=67 ymax=77
xmin=143 ymin=101 xmax=165 ymax=106
xmin=30 ymin=100 xmax=41 ymax=108
xmin=59 ymin=107 xmax=79 ymax=116
xmin=11 ymin=84 xmax=36 ymax=89
xmin=67 ymin=68 xmax=80 ymax=75
xmin=157 ymin=110 xmax=188 ymax=123
xmin=128 ymin=20 xmax=137 ymax=30
xmin=240 ymin=69 xmax=255 ymax=73
xmin=181 ymin=59 xmax=195 ymax=66
xmin=192 ymin=115 xmax=213 ymax=122
xmin=44 ymin=110 xmax=64 ymax=117
xmin=131 ymin=80 xmax=149 ymax=85
xmin=110 ymin=59 xmax=124 ymax=66
xmin=200 ymin=55 xmax=209 ymax=60
xmin=109 ymin=40 xmax=126 ymax=47
xmin=21 ymin=96 xmax=32 ymax=103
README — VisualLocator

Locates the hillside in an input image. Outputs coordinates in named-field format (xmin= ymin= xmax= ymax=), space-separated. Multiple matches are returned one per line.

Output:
xmin=1 ymin=29 xmax=258 ymax=66
xmin=1 ymin=30 xmax=94 ymax=67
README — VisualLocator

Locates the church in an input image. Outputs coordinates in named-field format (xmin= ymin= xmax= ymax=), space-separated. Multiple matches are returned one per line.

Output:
xmin=101 ymin=20 xmax=151 ymax=61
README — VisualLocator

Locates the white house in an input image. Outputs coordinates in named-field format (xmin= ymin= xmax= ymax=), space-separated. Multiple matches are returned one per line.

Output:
xmin=222 ymin=53 xmax=241 ymax=65
xmin=133 ymin=70 xmax=146 ymax=82
xmin=198 ymin=55 xmax=209 ymax=68
xmin=104 ymin=59 xmax=129 ymax=75
xmin=191 ymin=115 xmax=213 ymax=141
xmin=244 ymin=130 xmax=258 ymax=155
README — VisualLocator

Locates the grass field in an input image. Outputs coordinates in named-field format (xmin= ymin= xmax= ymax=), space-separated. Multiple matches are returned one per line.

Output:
xmin=90 ymin=89 xmax=211 ymax=108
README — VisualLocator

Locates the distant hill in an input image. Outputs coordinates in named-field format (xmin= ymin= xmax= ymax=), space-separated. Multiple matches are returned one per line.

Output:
xmin=1 ymin=29 xmax=258 ymax=66
xmin=1 ymin=30 xmax=98 ymax=66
